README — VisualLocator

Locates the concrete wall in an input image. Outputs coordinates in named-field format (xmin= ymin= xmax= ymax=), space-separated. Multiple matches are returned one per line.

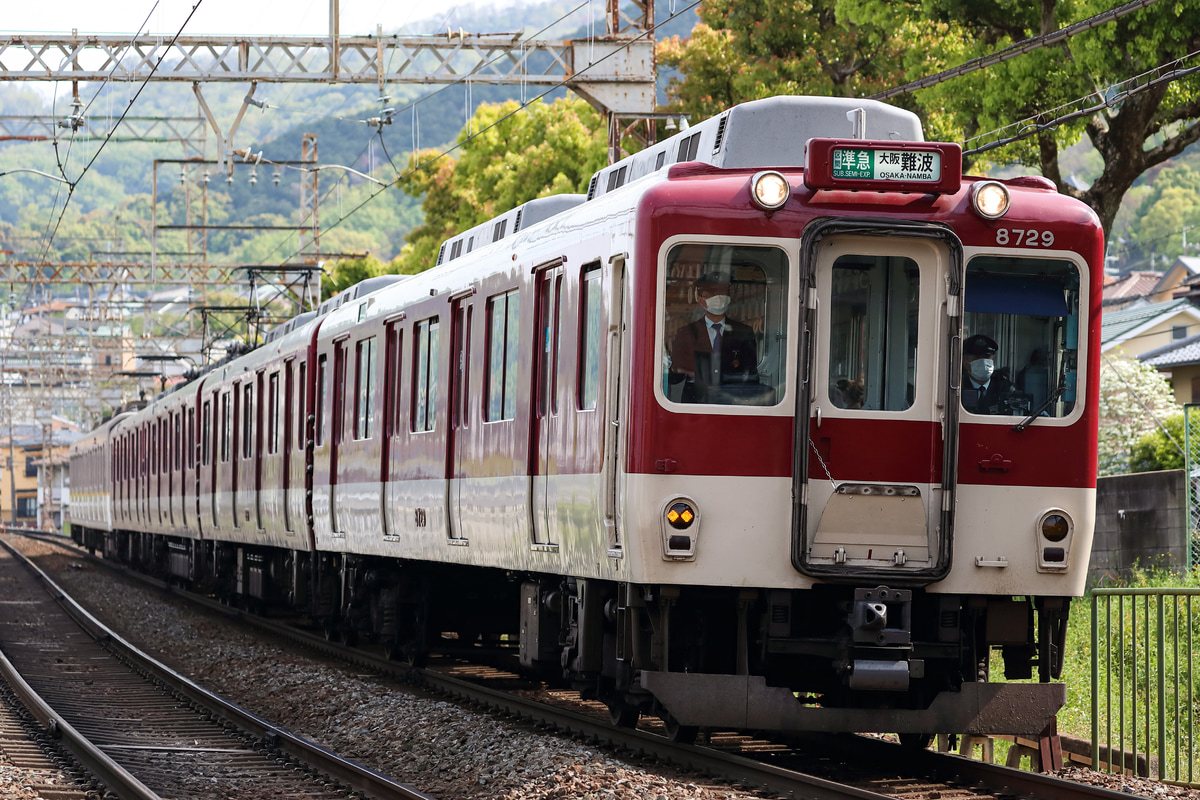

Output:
xmin=1091 ymin=469 xmax=1188 ymax=583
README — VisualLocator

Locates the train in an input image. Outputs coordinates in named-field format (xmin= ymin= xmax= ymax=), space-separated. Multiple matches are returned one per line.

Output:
xmin=70 ymin=95 xmax=1102 ymax=743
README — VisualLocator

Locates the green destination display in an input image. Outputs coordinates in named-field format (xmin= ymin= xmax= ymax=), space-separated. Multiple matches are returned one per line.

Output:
xmin=832 ymin=148 xmax=942 ymax=182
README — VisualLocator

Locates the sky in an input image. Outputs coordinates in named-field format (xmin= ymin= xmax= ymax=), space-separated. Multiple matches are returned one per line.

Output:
xmin=1 ymin=0 xmax=509 ymax=38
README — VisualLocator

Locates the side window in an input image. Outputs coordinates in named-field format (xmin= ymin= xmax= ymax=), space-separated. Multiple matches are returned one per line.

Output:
xmin=388 ymin=326 xmax=404 ymax=435
xmin=486 ymin=290 xmax=520 ymax=421
xmin=242 ymin=383 xmax=254 ymax=459
xmin=220 ymin=392 xmax=231 ymax=463
xmin=202 ymin=401 xmax=211 ymax=466
xmin=316 ymin=354 xmax=328 ymax=446
xmin=962 ymin=256 xmax=1080 ymax=418
xmin=413 ymin=318 xmax=440 ymax=432
xmin=827 ymin=255 xmax=919 ymax=412
xmin=354 ymin=337 xmax=377 ymax=440
xmin=298 ymin=362 xmax=307 ymax=449
xmin=580 ymin=267 xmax=602 ymax=410
xmin=174 ymin=412 xmax=182 ymax=470
xmin=662 ymin=243 xmax=788 ymax=406
xmin=267 ymin=372 xmax=280 ymax=454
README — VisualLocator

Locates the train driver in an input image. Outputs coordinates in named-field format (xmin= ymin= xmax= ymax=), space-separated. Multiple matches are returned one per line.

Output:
xmin=961 ymin=333 xmax=1020 ymax=415
xmin=669 ymin=269 xmax=760 ymax=404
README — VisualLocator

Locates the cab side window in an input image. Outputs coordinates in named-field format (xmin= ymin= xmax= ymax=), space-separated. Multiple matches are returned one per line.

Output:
xmin=661 ymin=243 xmax=788 ymax=407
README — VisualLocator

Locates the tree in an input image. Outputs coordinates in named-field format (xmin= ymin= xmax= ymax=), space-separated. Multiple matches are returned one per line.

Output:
xmin=1129 ymin=412 xmax=1186 ymax=473
xmin=1098 ymin=354 xmax=1179 ymax=476
xmin=392 ymin=97 xmax=608 ymax=274
xmin=1126 ymin=164 xmax=1200 ymax=264
xmin=322 ymin=254 xmax=391 ymax=298
xmin=658 ymin=0 xmax=1200 ymax=235
xmin=658 ymin=0 xmax=925 ymax=114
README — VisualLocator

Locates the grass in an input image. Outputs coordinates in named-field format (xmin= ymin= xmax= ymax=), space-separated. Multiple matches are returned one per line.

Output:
xmin=1054 ymin=566 xmax=1200 ymax=784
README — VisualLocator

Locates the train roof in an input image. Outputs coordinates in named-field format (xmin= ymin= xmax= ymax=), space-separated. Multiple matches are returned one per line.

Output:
xmin=587 ymin=96 xmax=924 ymax=202
xmin=435 ymin=194 xmax=587 ymax=268
xmin=433 ymin=96 xmax=925 ymax=264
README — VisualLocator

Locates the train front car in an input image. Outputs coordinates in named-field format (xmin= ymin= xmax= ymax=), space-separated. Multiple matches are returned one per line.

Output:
xmin=607 ymin=97 xmax=1101 ymax=740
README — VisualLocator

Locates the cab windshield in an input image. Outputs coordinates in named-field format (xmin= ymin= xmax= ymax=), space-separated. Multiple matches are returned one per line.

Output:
xmin=962 ymin=256 xmax=1081 ymax=418
xmin=661 ymin=243 xmax=789 ymax=406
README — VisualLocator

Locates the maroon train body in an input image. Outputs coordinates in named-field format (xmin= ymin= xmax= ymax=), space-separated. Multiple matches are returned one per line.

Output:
xmin=72 ymin=95 xmax=1102 ymax=741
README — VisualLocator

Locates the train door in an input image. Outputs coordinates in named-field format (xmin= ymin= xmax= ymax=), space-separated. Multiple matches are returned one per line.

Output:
xmin=381 ymin=321 xmax=401 ymax=541
xmin=447 ymin=296 xmax=473 ymax=542
xmin=795 ymin=227 xmax=960 ymax=581
xmin=215 ymin=391 xmax=226 ymax=527
xmin=283 ymin=361 xmax=294 ymax=534
xmin=330 ymin=338 xmax=348 ymax=536
xmin=254 ymin=371 xmax=264 ymax=531
xmin=531 ymin=263 xmax=564 ymax=546
xmin=601 ymin=258 xmax=623 ymax=552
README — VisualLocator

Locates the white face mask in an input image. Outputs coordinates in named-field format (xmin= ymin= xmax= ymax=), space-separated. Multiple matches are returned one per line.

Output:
xmin=968 ymin=358 xmax=994 ymax=384
xmin=703 ymin=294 xmax=731 ymax=315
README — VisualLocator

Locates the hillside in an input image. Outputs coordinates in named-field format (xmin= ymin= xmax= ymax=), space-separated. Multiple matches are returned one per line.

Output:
xmin=0 ymin=0 xmax=691 ymax=268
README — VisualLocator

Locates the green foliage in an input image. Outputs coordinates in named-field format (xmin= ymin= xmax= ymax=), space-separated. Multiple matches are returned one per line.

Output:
xmin=657 ymin=0 xmax=927 ymax=113
xmin=1129 ymin=412 xmax=1186 ymax=473
xmin=1098 ymin=355 xmax=1179 ymax=476
xmin=1128 ymin=165 xmax=1200 ymax=263
xmin=393 ymin=97 xmax=607 ymax=274
xmin=322 ymin=254 xmax=391 ymax=298
xmin=657 ymin=0 xmax=1200 ymax=234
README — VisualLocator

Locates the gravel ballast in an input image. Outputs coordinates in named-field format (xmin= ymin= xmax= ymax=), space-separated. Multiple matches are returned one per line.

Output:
xmin=8 ymin=537 xmax=1199 ymax=800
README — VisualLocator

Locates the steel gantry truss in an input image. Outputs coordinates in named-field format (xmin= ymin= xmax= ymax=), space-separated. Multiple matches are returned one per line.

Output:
xmin=0 ymin=115 xmax=206 ymax=156
xmin=0 ymin=0 xmax=655 ymax=420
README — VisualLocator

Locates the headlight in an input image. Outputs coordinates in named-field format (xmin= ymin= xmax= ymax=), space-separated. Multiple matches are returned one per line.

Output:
xmin=1040 ymin=512 xmax=1070 ymax=542
xmin=751 ymin=171 xmax=790 ymax=211
xmin=971 ymin=181 xmax=1010 ymax=219
xmin=1036 ymin=510 xmax=1072 ymax=572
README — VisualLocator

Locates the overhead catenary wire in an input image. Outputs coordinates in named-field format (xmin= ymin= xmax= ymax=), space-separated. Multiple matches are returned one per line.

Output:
xmin=215 ymin=0 xmax=601 ymax=271
xmin=253 ymin=0 xmax=700 ymax=271
xmin=871 ymin=0 xmax=1170 ymax=101
xmin=963 ymin=48 xmax=1200 ymax=156
xmin=38 ymin=0 xmax=206 ymax=260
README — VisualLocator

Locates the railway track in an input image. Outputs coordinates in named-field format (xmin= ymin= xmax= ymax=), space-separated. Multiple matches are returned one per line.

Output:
xmin=0 ymin=535 xmax=435 ymax=800
xmin=14 ymin=531 xmax=1144 ymax=800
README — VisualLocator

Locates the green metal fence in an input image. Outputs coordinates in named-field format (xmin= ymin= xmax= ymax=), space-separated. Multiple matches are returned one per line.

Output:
xmin=1091 ymin=588 xmax=1200 ymax=785
xmin=1185 ymin=404 xmax=1200 ymax=571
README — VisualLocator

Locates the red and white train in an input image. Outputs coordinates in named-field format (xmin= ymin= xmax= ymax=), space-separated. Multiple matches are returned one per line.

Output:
xmin=71 ymin=95 xmax=1101 ymax=742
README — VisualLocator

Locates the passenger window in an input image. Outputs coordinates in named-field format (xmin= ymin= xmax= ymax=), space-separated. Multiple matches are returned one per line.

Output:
xmin=962 ymin=257 xmax=1080 ymax=418
xmin=242 ymin=383 xmax=253 ymax=459
xmin=267 ymin=372 xmax=280 ymax=453
xmin=354 ymin=337 xmax=376 ymax=440
xmin=662 ymin=243 xmax=788 ymax=406
xmin=580 ymin=267 xmax=602 ymax=410
xmin=827 ymin=255 xmax=919 ymax=411
xmin=202 ymin=401 xmax=211 ymax=466
xmin=220 ymin=393 xmax=230 ymax=462
xmin=486 ymin=291 xmax=520 ymax=421
xmin=316 ymin=355 xmax=327 ymax=446
xmin=413 ymin=317 xmax=440 ymax=432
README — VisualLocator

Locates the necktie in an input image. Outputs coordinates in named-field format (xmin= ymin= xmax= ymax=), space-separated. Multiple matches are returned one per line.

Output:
xmin=711 ymin=321 xmax=722 ymax=353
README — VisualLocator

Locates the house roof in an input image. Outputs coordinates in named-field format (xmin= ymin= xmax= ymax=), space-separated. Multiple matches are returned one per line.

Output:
xmin=1101 ymin=298 xmax=1200 ymax=353
xmin=1141 ymin=332 xmax=1200 ymax=368
xmin=1103 ymin=270 xmax=1166 ymax=302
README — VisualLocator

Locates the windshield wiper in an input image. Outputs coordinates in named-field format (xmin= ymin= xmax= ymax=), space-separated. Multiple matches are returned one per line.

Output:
xmin=1011 ymin=383 xmax=1066 ymax=432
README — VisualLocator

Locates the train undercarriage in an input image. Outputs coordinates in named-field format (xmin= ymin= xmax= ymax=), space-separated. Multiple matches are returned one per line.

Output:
xmin=75 ymin=526 xmax=1070 ymax=741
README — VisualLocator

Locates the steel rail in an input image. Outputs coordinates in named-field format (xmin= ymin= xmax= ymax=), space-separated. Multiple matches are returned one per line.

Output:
xmin=0 ymin=641 xmax=161 ymax=800
xmin=2 ymin=535 xmax=438 ymax=800
xmin=40 ymin=534 xmax=1130 ymax=800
